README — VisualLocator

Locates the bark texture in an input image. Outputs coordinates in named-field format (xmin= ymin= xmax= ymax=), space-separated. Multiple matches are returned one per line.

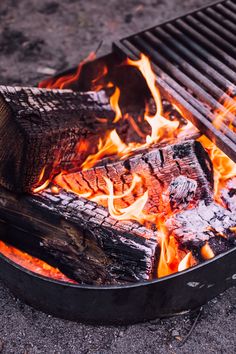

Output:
xmin=166 ymin=201 xmax=236 ymax=258
xmin=0 ymin=85 xmax=114 ymax=192
xmin=55 ymin=140 xmax=214 ymax=214
xmin=0 ymin=187 xmax=158 ymax=284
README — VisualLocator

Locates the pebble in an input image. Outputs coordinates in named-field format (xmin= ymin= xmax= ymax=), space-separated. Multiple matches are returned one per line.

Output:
xmin=36 ymin=67 xmax=56 ymax=76
xmin=118 ymin=331 xmax=124 ymax=337
xmin=171 ymin=329 xmax=180 ymax=337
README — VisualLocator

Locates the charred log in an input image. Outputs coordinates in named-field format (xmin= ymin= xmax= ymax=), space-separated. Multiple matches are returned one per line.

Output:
xmin=55 ymin=140 xmax=213 ymax=214
xmin=0 ymin=187 xmax=158 ymax=285
xmin=221 ymin=178 xmax=236 ymax=212
xmin=168 ymin=175 xmax=198 ymax=211
xmin=166 ymin=201 xmax=236 ymax=260
xmin=0 ymin=85 xmax=115 ymax=193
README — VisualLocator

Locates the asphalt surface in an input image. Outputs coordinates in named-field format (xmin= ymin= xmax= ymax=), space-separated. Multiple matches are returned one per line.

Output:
xmin=0 ymin=0 xmax=235 ymax=353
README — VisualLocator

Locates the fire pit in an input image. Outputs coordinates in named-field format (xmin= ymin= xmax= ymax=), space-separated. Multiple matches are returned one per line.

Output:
xmin=0 ymin=0 xmax=235 ymax=324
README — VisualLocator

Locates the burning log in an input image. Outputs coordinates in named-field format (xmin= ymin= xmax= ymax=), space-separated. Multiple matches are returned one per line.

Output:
xmin=166 ymin=201 xmax=236 ymax=260
xmin=168 ymin=175 xmax=198 ymax=211
xmin=221 ymin=178 xmax=236 ymax=212
xmin=55 ymin=140 xmax=213 ymax=214
xmin=0 ymin=85 xmax=115 ymax=193
xmin=0 ymin=187 xmax=158 ymax=284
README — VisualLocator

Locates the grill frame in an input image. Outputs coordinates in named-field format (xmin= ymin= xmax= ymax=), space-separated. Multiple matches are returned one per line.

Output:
xmin=113 ymin=0 xmax=236 ymax=162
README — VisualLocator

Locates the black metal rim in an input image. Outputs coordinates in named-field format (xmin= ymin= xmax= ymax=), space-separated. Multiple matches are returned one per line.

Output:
xmin=1 ymin=246 xmax=235 ymax=290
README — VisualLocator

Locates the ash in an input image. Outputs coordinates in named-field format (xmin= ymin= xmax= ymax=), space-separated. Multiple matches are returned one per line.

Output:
xmin=0 ymin=1 xmax=235 ymax=353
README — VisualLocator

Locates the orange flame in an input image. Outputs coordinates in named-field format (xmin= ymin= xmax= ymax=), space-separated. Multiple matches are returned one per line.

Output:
xmin=199 ymin=136 xmax=236 ymax=200
xmin=178 ymin=251 xmax=195 ymax=272
xmin=0 ymin=241 xmax=75 ymax=283
xmin=110 ymin=86 xmax=122 ymax=123
xmin=81 ymin=129 xmax=139 ymax=171
xmin=39 ymin=52 xmax=96 ymax=89
xmin=201 ymin=242 xmax=215 ymax=260
xmin=213 ymin=95 xmax=236 ymax=131
xmin=127 ymin=54 xmax=180 ymax=144
xmin=92 ymin=174 xmax=155 ymax=223
xmin=157 ymin=223 xmax=196 ymax=278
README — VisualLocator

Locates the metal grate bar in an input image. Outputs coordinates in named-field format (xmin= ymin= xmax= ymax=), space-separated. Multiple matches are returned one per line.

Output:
xmin=205 ymin=9 xmax=236 ymax=34
xmin=153 ymin=27 xmax=234 ymax=91
xmin=175 ymin=18 xmax=236 ymax=71
xmin=216 ymin=1 xmax=236 ymax=22
xmin=195 ymin=12 xmax=236 ymax=45
xmin=135 ymin=31 xmax=236 ymax=128
xmin=185 ymin=15 xmax=235 ymax=58
xmin=225 ymin=0 xmax=236 ymax=11
xmin=128 ymin=34 xmax=236 ymax=130
xmin=164 ymin=23 xmax=236 ymax=82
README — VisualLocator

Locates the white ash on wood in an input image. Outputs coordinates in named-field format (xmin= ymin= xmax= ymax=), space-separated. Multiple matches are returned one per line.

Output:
xmin=55 ymin=140 xmax=214 ymax=214
xmin=0 ymin=187 xmax=158 ymax=284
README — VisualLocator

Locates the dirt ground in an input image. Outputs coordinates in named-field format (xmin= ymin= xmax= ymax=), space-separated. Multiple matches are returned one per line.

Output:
xmin=0 ymin=0 xmax=235 ymax=353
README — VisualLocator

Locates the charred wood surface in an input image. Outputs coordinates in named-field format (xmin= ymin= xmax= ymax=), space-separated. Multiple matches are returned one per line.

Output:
xmin=166 ymin=201 xmax=236 ymax=259
xmin=0 ymin=187 xmax=158 ymax=285
xmin=221 ymin=178 xmax=236 ymax=212
xmin=55 ymin=140 xmax=213 ymax=214
xmin=0 ymin=86 xmax=114 ymax=192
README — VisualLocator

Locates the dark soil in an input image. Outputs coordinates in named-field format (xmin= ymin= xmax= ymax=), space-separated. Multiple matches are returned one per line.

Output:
xmin=0 ymin=0 xmax=235 ymax=353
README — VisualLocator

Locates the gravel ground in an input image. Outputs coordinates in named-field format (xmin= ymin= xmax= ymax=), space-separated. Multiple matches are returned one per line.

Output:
xmin=0 ymin=0 xmax=235 ymax=353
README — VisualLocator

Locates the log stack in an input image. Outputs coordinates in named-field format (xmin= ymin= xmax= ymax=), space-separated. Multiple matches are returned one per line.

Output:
xmin=0 ymin=83 xmax=235 ymax=284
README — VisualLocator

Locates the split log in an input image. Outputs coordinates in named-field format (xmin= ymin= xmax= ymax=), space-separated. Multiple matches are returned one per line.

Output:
xmin=166 ymin=201 xmax=236 ymax=260
xmin=55 ymin=140 xmax=214 ymax=214
xmin=0 ymin=85 xmax=115 ymax=193
xmin=0 ymin=187 xmax=158 ymax=285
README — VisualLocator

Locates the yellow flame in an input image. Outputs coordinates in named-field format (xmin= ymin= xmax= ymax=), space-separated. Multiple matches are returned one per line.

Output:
xmin=110 ymin=86 xmax=122 ymax=123
xmin=81 ymin=129 xmax=141 ymax=171
xmin=127 ymin=54 xmax=179 ymax=144
xmin=199 ymin=135 xmax=236 ymax=199
xmin=178 ymin=252 xmax=194 ymax=272
xmin=201 ymin=242 xmax=215 ymax=260
xmin=32 ymin=180 xmax=50 ymax=193
xmin=214 ymin=96 xmax=236 ymax=131
xmin=92 ymin=174 xmax=154 ymax=222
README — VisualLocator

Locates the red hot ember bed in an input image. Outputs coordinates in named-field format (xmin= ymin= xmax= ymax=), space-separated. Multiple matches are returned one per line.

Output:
xmin=0 ymin=0 xmax=235 ymax=324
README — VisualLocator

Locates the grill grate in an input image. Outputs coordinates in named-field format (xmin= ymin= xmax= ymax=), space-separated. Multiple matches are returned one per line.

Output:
xmin=113 ymin=0 xmax=236 ymax=162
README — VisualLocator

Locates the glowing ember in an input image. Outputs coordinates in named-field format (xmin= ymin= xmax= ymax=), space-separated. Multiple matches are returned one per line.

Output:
xmin=0 ymin=241 xmax=75 ymax=283
xmin=33 ymin=179 xmax=50 ymax=194
xmin=92 ymin=174 xmax=154 ymax=223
